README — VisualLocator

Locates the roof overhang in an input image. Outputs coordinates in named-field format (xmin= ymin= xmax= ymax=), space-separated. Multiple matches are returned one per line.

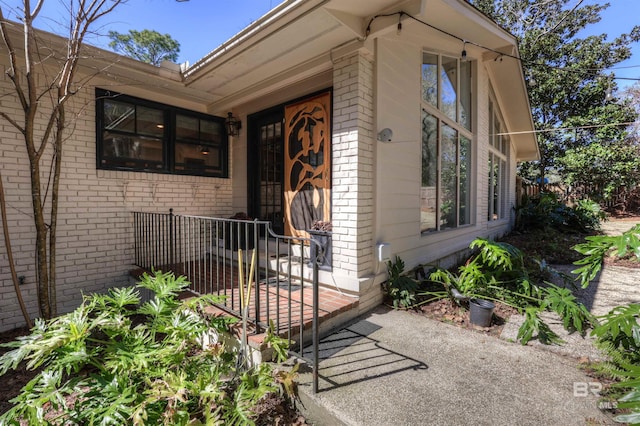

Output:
xmin=183 ymin=0 xmax=538 ymax=161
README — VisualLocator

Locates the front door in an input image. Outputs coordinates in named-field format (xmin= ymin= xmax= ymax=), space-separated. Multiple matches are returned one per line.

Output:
xmin=248 ymin=91 xmax=331 ymax=237
xmin=248 ymin=108 xmax=285 ymax=234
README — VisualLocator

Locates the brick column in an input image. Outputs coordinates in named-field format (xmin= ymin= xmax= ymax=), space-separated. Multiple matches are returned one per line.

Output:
xmin=331 ymin=51 xmax=375 ymax=279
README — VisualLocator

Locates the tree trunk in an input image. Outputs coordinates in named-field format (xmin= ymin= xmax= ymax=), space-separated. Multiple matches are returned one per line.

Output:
xmin=0 ymin=172 xmax=33 ymax=328
xmin=48 ymin=106 xmax=65 ymax=318
xmin=28 ymin=149 xmax=51 ymax=320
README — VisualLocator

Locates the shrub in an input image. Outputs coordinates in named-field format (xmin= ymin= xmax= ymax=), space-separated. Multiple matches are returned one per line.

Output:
xmin=516 ymin=192 xmax=604 ymax=233
xmin=427 ymin=238 xmax=593 ymax=344
xmin=0 ymin=271 xmax=282 ymax=425
xmin=571 ymin=226 xmax=640 ymax=423
xmin=382 ymin=256 xmax=418 ymax=309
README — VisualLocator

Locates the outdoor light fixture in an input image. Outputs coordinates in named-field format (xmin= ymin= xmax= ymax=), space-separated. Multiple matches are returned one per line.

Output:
xmin=225 ymin=112 xmax=241 ymax=137
xmin=377 ymin=128 xmax=393 ymax=142
xmin=200 ymin=146 xmax=210 ymax=155
xmin=461 ymin=41 xmax=467 ymax=62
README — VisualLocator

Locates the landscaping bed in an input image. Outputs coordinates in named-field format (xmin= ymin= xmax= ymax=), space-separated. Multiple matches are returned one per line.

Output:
xmin=417 ymin=296 xmax=519 ymax=338
xmin=0 ymin=326 xmax=308 ymax=425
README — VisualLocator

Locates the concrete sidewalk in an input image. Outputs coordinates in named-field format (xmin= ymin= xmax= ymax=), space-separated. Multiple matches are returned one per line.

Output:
xmin=297 ymin=307 xmax=613 ymax=426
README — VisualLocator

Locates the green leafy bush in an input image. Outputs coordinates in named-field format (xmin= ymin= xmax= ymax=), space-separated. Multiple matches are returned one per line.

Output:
xmin=573 ymin=224 xmax=640 ymax=287
xmin=571 ymin=225 xmax=640 ymax=424
xmin=516 ymin=192 xmax=604 ymax=233
xmin=427 ymin=238 xmax=593 ymax=345
xmin=382 ymin=256 xmax=419 ymax=309
xmin=0 ymin=271 xmax=283 ymax=425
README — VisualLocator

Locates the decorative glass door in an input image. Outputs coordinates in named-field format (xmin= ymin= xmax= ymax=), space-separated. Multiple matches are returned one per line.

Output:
xmin=248 ymin=109 xmax=285 ymax=234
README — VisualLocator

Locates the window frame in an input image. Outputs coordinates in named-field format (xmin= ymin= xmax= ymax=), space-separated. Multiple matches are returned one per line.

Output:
xmin=420 ymin=51 xmax=474 ymax=234
xmin=96 ymin=89 xmax=228 ymax=178
xmin=487 ymin=88 xmax=510 ymax=222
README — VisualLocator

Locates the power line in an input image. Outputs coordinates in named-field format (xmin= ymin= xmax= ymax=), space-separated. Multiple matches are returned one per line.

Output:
xmin=495 ymin=121 xmax=637 ymax=136
xmin=367 ymin=11 xmax=640 ymax=82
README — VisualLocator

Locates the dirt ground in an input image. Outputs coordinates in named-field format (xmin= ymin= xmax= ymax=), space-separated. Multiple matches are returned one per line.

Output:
xmin=417 ymin=297 xmax=519 ymax=338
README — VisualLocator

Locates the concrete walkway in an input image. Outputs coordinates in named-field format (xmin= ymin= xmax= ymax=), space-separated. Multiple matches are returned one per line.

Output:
xmin=296 ymin=218 xmax=640 ymax=425
xmin=298 ymin=307 xmax=612 ymax=425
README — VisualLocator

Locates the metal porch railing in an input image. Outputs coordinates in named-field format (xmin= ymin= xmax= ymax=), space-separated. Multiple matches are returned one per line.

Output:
xmin=133 ymin=209 xmax=321 ymax=392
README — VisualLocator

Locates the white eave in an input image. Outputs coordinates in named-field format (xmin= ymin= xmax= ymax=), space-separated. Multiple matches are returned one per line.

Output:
xmin=183 ymin=0 xmax=538 ymax=161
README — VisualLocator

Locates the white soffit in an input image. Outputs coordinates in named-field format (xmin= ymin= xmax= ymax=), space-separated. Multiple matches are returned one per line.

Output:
xmin=186 ymin=8 xmax=351 ymax=99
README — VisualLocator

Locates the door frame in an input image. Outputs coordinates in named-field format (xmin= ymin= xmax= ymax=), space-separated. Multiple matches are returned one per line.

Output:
xmin=247 ymin=88 xmax=333 ymax=236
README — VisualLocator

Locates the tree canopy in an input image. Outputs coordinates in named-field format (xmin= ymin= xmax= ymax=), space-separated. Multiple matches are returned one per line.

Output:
xmin=469 ymin=0 xmax=640 ymax=200
xmin=108 ymin=29 xmax=180 ymax=66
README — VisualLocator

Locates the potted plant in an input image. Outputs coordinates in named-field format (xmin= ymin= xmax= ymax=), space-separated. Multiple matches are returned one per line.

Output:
xmin=308 ymin=220 xmax=332 ymax=271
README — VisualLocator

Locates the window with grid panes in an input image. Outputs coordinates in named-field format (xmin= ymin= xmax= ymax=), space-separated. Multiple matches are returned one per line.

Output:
xmin=96 ymin=89 xmax=228 ymax=177
xmin=420 ymin=52 xmax=473 ymax=233
xmin=488 ymin=89 xmax=509 ymax=221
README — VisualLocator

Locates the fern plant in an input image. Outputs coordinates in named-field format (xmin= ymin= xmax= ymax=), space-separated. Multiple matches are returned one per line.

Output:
xmin=572 ymin=225 xmax=640 ymax=424
xmin=0 ymin=270 xmax=284 ymax=426
xmin=589 ymin=304 xmax=640 ymax=424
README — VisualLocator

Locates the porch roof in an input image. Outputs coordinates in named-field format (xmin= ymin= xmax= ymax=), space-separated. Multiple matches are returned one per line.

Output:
xmin=183 ymin=0 xmax=538 ymax=162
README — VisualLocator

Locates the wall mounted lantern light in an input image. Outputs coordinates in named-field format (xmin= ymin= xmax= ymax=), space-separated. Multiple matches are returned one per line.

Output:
xmin=225 ymin=112 xmax=242 ymax=137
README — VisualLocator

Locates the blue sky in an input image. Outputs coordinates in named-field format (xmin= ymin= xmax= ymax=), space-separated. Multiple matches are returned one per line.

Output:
xmin=581 ymin=0 xmax=640 ymax=89
xmin=5 ymin=0 xmax=639 ymax=87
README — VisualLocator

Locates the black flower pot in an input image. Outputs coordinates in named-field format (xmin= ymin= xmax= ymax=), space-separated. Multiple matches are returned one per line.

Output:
xmin=308 ymin=229 xmax=332 ymax=271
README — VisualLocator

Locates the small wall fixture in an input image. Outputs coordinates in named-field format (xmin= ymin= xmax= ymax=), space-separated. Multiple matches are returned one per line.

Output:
xmin=225 ymin=112 xmax=242 ymax=137
xmin=377 ymin=128 xmax=393 ymax=142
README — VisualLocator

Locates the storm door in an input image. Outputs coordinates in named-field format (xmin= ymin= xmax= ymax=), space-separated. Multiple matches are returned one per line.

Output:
xmin=248 ymin=91 xmax=331 ymax=238
xmin=283 ymin=91 xmax=331 ymax=239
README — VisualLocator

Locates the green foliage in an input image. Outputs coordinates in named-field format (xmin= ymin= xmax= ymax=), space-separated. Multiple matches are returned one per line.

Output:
xmin=427 ymin=238 xmax=593 ymax=345
xmin=572 ymin=223 xmax=640 ymax=423
xmin=383 ymin=256 xmax=419 ymax=309
xmin=561 ymin=142 xmax=640 ymax=202
xmin=516 ymin=192 xmax=604 ymax=233
xmin=573 ymin=224 xmax=640 ymax=287
xmin=592 ymin=305 xmax=640 ymax=359
xmin=0 ymin=270 xmax=283 ymax=425
xmin=517 ymin=307 xmax=564 ymax=345
xmin=264 ymin=319 xmax=290 ymax=363
xmin=470 ymin=0 xmax=640 ymax=196
xmin=590 ymin=305 xmax=640 ymax=424
xmin=108 ymin=29 xmax=181 ymax=66
xmin=541 ymin=284 xmax=592 ymax=333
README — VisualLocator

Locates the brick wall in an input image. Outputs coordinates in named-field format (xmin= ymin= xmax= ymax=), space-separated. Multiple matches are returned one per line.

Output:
xmin=0 ymin=78 xmax=233 ymax=332
xmin=331 ymin=51 xmax=375 ymax=278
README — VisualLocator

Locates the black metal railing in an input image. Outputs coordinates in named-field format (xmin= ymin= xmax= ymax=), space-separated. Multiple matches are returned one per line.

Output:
xmin=133 ymin=209 xmax=321 ymax=392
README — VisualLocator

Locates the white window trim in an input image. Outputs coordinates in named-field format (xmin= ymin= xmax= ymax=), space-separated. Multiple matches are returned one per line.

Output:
xmin=420 ymin=50 xmax=475 ymax=234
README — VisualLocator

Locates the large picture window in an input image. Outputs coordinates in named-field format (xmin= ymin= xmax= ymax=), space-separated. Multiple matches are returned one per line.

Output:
xmin=96 ymin=89 xmax=228 ymax=177
xmin=488 ymin=92 xmax=509 ymax=221
xmin=421 ymin=52 xmax=473 ymax=233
